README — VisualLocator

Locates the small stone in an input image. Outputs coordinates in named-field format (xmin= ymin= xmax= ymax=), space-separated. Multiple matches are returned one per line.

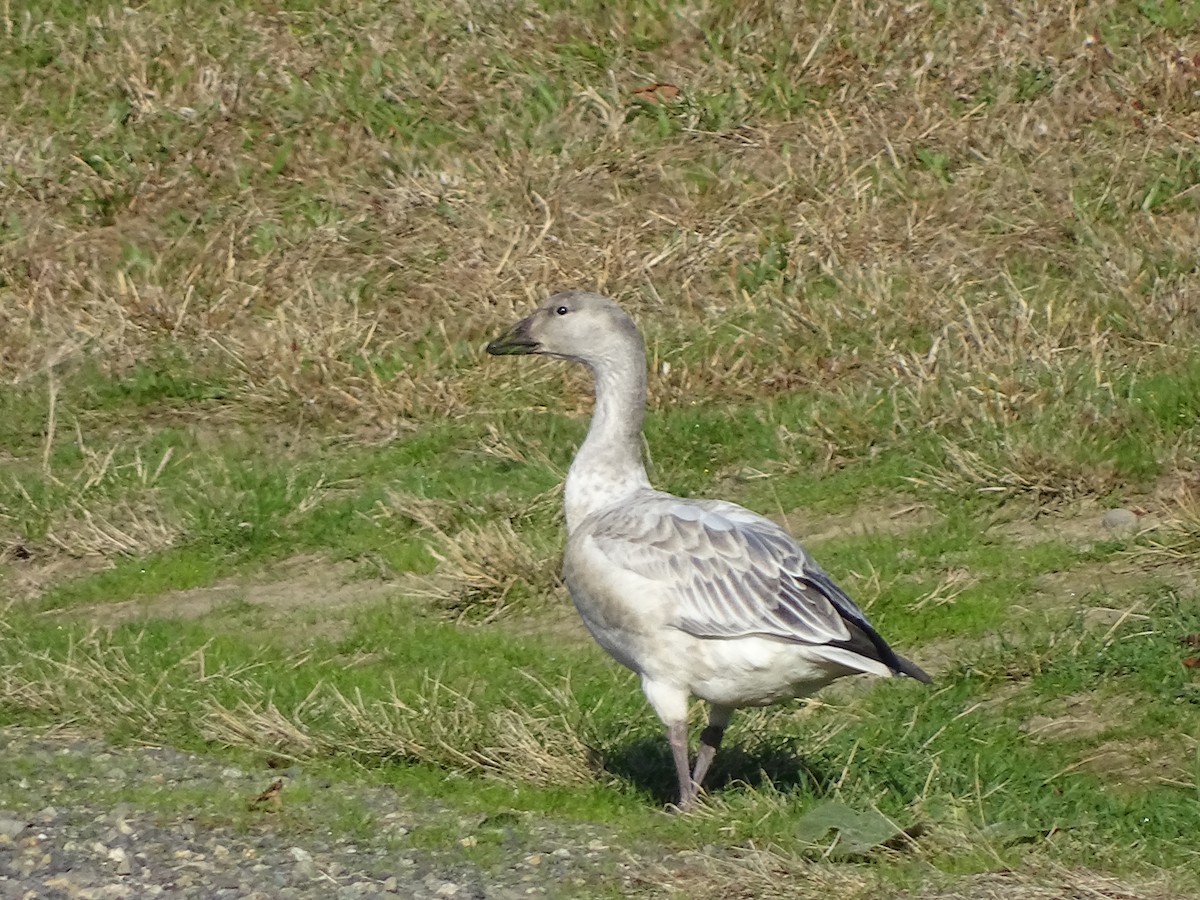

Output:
xmin=382 ymin=877 xmax=399 ymax=893
xmin=524 ymin=853 xmax=542 ymax=866
xmin=435 ymin=883 xmax=460 ymax=897
xmin=289 ymin=846 xmax=316 ymax=878
xmin=586 ymin=840 xmax=608 ymax=851
xmin=109 ymin=846 xmax=133 ymax=875
xmin=221 ymin=767 xmax=245 ymax=779
xmin=0 ymin=817 xmax=27 ymax=839
xmin=1102 ymin=508 xmax=1139 ymax=534
xmin=551 ymin=848 xmax=571 ymax=859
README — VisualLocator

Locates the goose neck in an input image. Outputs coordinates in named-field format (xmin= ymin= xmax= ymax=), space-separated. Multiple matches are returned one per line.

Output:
xmin=563 ymin=354 xmax=650 ymax=532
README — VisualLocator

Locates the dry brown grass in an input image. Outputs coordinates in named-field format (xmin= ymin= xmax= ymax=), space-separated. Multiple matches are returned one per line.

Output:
xmin=1143 ymin=481 xmax=1200 ymax=560
xmin=0 ymin=617 xmax=606 ymax=785
xmin=201 ymin=672 xmax=606 ymax=787
xmin=675 ymin=845 xmax=1191 ymax=900
xmin=380 ymin=489 xmax=560 ymax=619
xmin=3 ymin=1 xmax=1197 ymax=471
xmin=1 ymin=425 xmax=182 ymax=567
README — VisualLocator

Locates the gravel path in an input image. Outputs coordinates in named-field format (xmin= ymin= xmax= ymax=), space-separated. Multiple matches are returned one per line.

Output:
xmin=0 ymin=728 xmax=681 ymax=900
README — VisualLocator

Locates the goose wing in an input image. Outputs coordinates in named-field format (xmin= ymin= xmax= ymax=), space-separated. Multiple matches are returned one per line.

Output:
xmin=586 ymin=496 xmax=928 ymax=679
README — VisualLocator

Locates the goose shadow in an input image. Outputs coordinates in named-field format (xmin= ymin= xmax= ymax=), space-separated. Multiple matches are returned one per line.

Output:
xmin=598 ymin=733 xmax=837 ymax=806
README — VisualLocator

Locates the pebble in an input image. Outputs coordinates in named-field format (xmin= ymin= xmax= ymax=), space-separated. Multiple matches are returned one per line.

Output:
xmin=289 ymin=846 xmax=318 ymax=878
xmin=0 ymin=728 xmax=626 ymax=900
xmin=1101 ymin=508 xmax=1139 ymax=534
xmin=0 ymin=816 xmax=28 ymax=838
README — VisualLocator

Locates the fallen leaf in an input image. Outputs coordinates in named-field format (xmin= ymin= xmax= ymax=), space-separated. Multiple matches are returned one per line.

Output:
xmin=631 ymin=82 xmax=680 ymax=104
xmin=248 ymin=779 xmax=284 ymax=810
xmin=1183 ymin=657 xmax=1200 ymax=669
xmin=793 ymin=801 xmax=917 ymax=859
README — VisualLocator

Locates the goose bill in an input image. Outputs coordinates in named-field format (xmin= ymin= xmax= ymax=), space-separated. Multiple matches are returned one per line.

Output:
xmin=486 ymin=317 xmax=540 ymax=355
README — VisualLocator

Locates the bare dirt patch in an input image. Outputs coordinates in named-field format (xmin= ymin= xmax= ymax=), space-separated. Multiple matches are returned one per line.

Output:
xmin=1032 ymin=554 xmax=1199 ymax=617
xmin=56 ymin=555 xmax=398 ymax=638
xmin=1073 ymin=735 xmax=1199 ymax=792
xmin=1020 ymin=693 xmax=1129 ymax=743
xmin=1 ymin=554 xmax=112 ymax=604
xmin=988 ymin=502 xmax=1167 ymax=549
xmin=1014 ymin=694 xmax=1197 ymax=794
xmin=777 ymin=502 xmax=943 ymax=546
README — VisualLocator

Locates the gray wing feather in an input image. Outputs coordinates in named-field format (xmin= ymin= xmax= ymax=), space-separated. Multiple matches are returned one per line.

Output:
xmin=589 ymin=497 xmax=858 ymax=646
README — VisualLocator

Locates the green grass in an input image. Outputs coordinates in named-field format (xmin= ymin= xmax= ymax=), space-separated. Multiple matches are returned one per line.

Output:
xmin=3 ymin=0 xmax=1200 ymax=896
xmin=2 ymin=594 xmax=1198 ymax=873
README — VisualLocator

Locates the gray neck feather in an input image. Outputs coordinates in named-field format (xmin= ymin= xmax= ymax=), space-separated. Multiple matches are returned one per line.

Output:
xmin=563 ymin=338 xmax=651 ymax=533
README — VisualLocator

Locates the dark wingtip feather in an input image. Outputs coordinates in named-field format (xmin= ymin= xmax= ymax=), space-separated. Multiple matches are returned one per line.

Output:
xmin=894 ymin=655 xmax=933 ymax=684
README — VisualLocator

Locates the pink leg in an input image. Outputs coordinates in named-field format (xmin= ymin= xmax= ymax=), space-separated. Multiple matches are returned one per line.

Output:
xmin=667 ymin=720 xmax=695 ymax=811
xmin=690 ymin=705 xmax=734 ymax=796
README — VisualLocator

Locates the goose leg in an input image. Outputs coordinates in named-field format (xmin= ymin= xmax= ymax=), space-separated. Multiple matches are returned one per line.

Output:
xmin=641 ymin=679 xmax=696 ymax=810
xmin=691 ymin=705 xmax=734 ymax=792
xmin=667 ymin=720 xmax=695 ymax=810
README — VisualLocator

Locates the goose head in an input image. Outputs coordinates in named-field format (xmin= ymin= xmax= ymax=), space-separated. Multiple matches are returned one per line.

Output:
xmin=486 ymin=291 xmax=643 ymax=368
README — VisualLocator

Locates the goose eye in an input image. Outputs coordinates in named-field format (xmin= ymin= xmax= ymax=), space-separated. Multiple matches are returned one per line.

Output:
xmin=555 ymin=306 xmax=569 ymax=316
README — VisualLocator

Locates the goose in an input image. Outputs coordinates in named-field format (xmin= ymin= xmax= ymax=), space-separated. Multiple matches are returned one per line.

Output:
xmin=486 ymin=291 xmax=931 ymax=810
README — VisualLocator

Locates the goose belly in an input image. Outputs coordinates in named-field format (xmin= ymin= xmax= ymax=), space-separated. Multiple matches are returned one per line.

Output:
xmin=679 ymin=635 xmax=859 ymax=708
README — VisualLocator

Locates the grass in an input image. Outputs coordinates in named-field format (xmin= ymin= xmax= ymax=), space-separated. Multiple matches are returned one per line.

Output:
xmin=2 ymin=0 xmax=1199 ymax=896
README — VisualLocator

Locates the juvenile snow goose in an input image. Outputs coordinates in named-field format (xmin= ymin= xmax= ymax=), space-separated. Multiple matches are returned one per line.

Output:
xmin=487 ymin=291 xmax=931 ymax=810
